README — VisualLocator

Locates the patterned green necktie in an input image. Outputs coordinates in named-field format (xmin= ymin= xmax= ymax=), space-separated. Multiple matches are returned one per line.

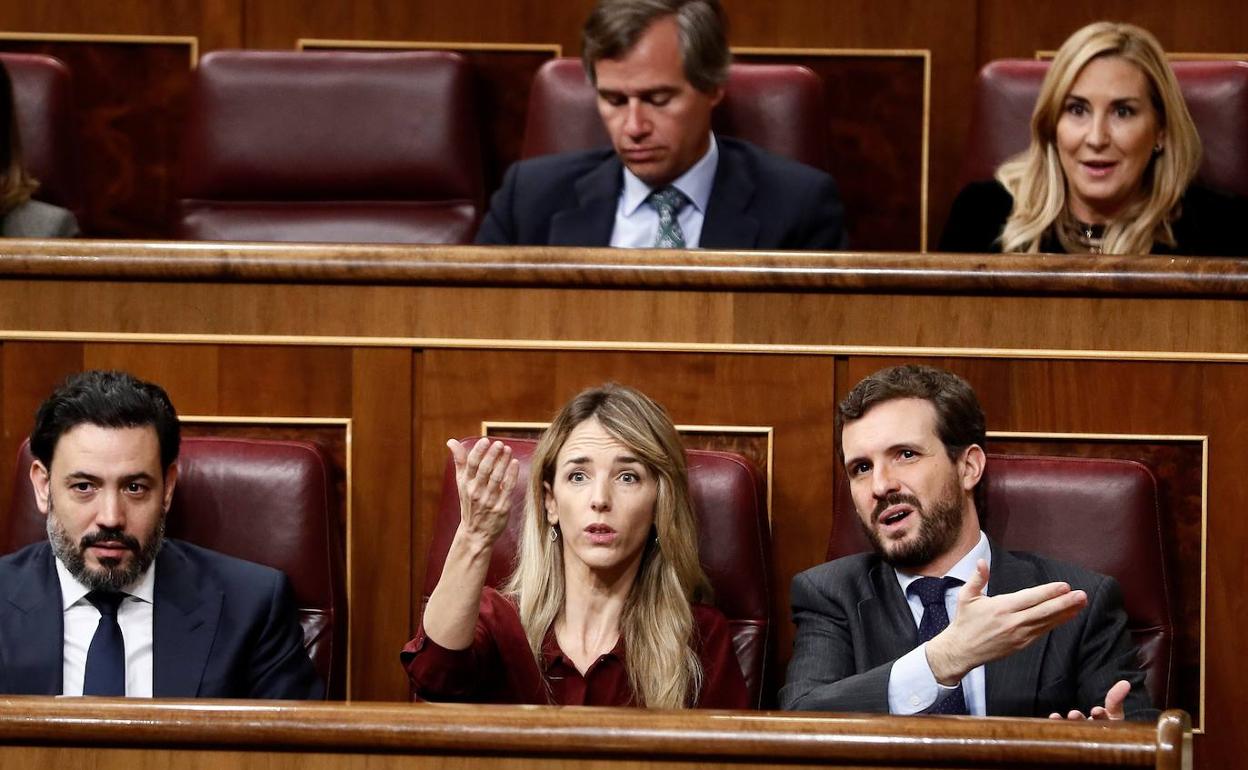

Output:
xmin=647 ymin=187 xmax=688 ymax=248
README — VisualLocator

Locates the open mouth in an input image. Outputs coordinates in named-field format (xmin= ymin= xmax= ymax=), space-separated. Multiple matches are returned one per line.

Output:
xmin=1080 ymin=160 xmax=1117 ymax=177
xmin=584 ymin=523 xmax=617 ymax=545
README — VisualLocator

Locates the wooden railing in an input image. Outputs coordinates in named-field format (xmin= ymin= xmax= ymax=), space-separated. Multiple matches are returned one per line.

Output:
xmin=0 ymin=698 xmax=1191 ymax=769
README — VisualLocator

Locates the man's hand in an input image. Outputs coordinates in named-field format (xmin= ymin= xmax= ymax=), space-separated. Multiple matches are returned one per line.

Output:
xmin=925 ymin=559 xmax=1088 ymax=685
xmin=1049 ymin=679 xmax=1132 ymax=721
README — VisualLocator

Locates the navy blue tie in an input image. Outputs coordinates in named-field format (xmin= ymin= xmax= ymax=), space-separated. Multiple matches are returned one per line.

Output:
xmin=909 ymin=576 xmax=969 ymax=715
xmin=83 ymin=591 xmax=126 ymax=696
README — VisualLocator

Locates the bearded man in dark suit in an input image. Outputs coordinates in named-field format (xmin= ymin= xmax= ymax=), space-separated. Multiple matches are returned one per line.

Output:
xmin=780 ymin=365 xmax=1154 ymax=720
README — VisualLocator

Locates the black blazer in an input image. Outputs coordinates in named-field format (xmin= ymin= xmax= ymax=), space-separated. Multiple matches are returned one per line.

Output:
xmin=778 ymin=539 xmax=1155 ymax=719
xmin=475 ymin=136 xmax=848 ymax=250
xmin=0 ymin=539 xmax=322 ymax=698
xmin=940 ymin=179 xmax=1248 ymax=256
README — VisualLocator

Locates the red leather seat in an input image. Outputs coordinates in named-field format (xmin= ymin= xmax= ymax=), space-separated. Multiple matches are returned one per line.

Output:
xmin=424 ymin=437 xmax=773 ymax=708
xmin=177 ymin=50 xmax=483 ymax=244
xmin=827 ymin=453 xmax=1173 ymax=708
xmin=959 ymin=59 xmax=1248 ymax=197
xmin=6 ymin=437 xmax=347 ymax=699
xmin=0 ymin=53 xmax=81 ymax=215
xmin=521 ymin=58 xmax=828 ymax=170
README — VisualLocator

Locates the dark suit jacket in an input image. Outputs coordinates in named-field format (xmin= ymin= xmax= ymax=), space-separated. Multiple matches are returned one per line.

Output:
xmin=475 ymin=136 xmax=847 ymax=250
xmin=0 ymin=539 xmax=322 ymax=699
xmin=779 ymin=540 xmax=1154 ymax=719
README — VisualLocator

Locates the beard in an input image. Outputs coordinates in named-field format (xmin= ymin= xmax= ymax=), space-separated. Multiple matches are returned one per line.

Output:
xmin=857 ymin=477 xmax=965 ymax=571
xmin=47 ymin=497 xmax=166 ymax=592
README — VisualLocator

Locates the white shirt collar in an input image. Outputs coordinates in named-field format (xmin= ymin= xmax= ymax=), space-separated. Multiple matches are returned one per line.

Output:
xmin=895 ymin=530 xmax=992 ymax=594
xmin=55 ymin=549 xmax=156 ymax=610
xmin=619 ymin=132 xmax=719 ymax=216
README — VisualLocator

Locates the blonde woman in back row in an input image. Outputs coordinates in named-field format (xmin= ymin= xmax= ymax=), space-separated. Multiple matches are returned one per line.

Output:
xmin=941 ymin=21 xmax=1248 ymax=256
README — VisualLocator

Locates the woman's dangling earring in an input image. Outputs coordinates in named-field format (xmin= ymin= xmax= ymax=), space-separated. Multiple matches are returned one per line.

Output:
xmin=549 ymin=526 xmax=559 ymax=542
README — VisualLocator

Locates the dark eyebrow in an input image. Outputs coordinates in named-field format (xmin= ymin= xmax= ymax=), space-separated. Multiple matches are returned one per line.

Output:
xmin=64 ymin=471 xmax=103 ymax=484
xmin=561 ymin=456 xmax=590 ymax=467
xmin=597 ymin=86 xmax=678 ymax=100
xmin=120 ymin=472 xmax=158 ymax=485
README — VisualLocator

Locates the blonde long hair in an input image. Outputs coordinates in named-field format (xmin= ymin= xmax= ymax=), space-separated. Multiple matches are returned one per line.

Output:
xmin=504 ymin=383 xmax=712 ymax=708
xmin=997 ymin=21 xmax=1201 ymax=254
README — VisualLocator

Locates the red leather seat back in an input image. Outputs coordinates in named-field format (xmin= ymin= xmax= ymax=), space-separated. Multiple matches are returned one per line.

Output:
xmin=521 ymin=58 xmax=828 ymax=170
xmin=423 ymin=437 xmax=773 ymax=707
xmin=6 ymin=437 xmax=346 ymax=699
xmin=827 ymin=453 xmax=1173 ymax=708
xmin=960 ymin=59 xmax=1248 ymax=197
xmin=0 ymin=53 xmax=81 ymax=214
xmin=178 ymin=50 xmax=483 ymax=244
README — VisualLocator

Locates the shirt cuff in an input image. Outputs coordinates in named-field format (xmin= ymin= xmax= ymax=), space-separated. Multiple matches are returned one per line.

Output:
xmin=887 ymin=643 xmax=941 ymax=714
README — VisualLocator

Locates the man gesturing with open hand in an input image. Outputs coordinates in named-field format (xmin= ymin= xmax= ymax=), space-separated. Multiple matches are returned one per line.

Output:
xmin=780 ymin=365 xmax=1153 ymax=720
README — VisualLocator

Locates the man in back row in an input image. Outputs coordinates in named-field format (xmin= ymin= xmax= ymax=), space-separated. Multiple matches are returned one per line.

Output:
xmin=781 ymin=364 xmax=1155 ymax=719
xmin=0 ymin=370 xmax=321 ymax=698
xmin=475 ymin=0 xmax=847 ymax=249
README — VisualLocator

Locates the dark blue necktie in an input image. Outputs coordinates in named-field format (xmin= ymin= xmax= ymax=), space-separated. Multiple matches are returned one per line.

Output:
xmin=909 ymin=576 xmax=969 ymax=715
xmin=83 ymin=591 xmax=126 ymax=696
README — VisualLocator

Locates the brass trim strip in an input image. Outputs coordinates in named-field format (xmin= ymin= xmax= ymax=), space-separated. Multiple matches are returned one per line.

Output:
xmin=6 ymin=330 xmax=1248 ymax=364
xmin=179 ymin=414 xmax=354 ymax=697
xmin=0 ymin=31 xmax=199 ymax=67
xmin=732 ymin=46 xmax=932 ymax=250
xmin=297 ymin=38 xmax=562 ymax=56
xmin=988 ymin=429 xmax=1208 ymax=733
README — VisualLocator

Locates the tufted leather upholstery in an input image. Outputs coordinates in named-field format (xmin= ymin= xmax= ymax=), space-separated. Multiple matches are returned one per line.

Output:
xmin=521 ymin=58 xmax=829 ymax=170
xmin=177 ymin=50 xmax=483 ymax=244
xmin=0 ymin=53 xmax=80 ymax=214
xmin=6 ymin=437 xmax=346 ymax=699
xmin=423 ymin=437 xmax=773 ymax=708
xmin=959 ymin=59 xmax=1248 ymax=197
xmin=827 ymin=453 xmax=1173 ymax=708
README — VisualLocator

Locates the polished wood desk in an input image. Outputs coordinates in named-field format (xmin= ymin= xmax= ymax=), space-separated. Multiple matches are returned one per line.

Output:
xmin=0 ymin=241 xmax=1238 ymax=768
xmin=0 ymin=698 xmax=1191 ymax=769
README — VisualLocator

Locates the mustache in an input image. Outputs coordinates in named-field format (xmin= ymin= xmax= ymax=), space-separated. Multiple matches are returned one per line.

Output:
xmin=871 ymin=492 xmax=923 ymax=521
xmin=79 ymin=527 xmax=141 ymax=554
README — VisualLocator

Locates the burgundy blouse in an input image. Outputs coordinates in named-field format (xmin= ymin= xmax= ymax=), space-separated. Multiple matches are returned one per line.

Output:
xmin=401 ymin=586 xmax=749 ymax=709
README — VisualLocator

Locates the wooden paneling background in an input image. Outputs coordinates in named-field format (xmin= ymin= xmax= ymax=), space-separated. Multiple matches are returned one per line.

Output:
xmin=0 ymin=243 xmax=1243 ymax=770
xmin=0 ymin=0 xmax=1243 ymax=244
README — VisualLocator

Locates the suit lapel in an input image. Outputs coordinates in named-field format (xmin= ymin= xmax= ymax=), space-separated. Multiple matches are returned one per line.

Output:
xmin=984 ymin=542 xmax=1046 ymax=716
xmin=152 ymin=541 xmax=223 ymax=697
xmin=858 ymin=560 xmax=920 ymax=667
xmin=0 ymin=544 xmax=64 ymax=694
xmin=700 ymin=142 xmax=760 ymax=249
xmin=549 ymin=155 xmax=620 ymax=246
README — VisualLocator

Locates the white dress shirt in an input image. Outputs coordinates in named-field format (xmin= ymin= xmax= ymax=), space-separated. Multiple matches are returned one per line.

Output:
xmin=57 ymin=555 xmax=155 ymax=697
xmin=887 ymin=530 xmax=992 ymax=715
xmin=609 ymin=132 xmax=719 ymax=248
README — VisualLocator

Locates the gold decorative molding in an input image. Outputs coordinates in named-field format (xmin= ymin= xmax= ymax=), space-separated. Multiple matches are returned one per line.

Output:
xmin=0 ymin=31 xmax=198 ymax=67
xmin=7 ymin=329 xmax=1248 ymax=365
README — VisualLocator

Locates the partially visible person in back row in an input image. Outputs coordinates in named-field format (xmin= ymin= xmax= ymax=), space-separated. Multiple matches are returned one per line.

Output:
xmin=0 ymin=61 xmax=78 ymax=238
xmin=403 ymin=383 xmax=748 ymax=708
xmin=941 ymin=21 xmax=1248 ymax=256
xmin=475 ymin=0 xmax=846 ymax=250
xmin=0 ymin=370 xmax=321 ymax=698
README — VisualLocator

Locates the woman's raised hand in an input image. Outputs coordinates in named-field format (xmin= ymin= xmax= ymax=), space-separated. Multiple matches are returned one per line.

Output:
xmin=448 ymin=438 xmax=521 ymax=546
